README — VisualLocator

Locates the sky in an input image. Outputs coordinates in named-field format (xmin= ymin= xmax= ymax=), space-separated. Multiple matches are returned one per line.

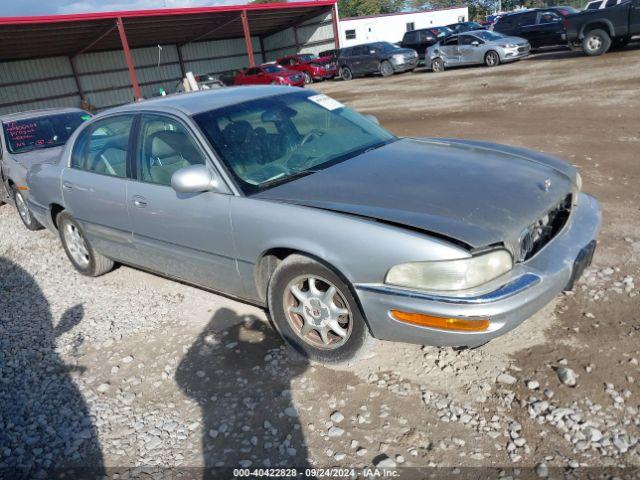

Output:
xmin=2 ymin=0 xmax=247 ymax=16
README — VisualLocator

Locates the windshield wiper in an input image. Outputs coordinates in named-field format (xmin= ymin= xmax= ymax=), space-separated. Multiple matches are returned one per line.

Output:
xmin=259 ymin=169 xmax=320 ymax=190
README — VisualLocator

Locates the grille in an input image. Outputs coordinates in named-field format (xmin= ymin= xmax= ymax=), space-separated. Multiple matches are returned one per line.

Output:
xmin=290 ymin=74 xmax=302 ymax=82
xmin=517 ymin=194 xmax=572 ymax=262
xmin=518 ymin=46 xmax=528 ymax=53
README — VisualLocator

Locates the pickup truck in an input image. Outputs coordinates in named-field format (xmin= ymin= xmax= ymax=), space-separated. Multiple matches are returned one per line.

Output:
xmin=565 ymin=0 xmax=640 ymax=55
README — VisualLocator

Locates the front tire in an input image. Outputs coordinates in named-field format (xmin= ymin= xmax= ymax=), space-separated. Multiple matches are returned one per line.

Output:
xmin=303 ymin=72 xmax=312 ymax=84
xmin=58 ymin=211 xmax=114 ymax=277
xmin=582 ymin=29 xmax=611 ymax=56
xmin=380 ymin=60 xmax=394 ymax=77
xmin=484 ymin=50 xmax=500 ymax=67
xmin=340 ymin=66 xmax=353 ymax=81
xmin=267 ymin=254 xmax=372 ymax=364
xmin=431 ymin=57 xmax=445 ymax=72
xmin=13 ymin=187 xmax=43 ymax=231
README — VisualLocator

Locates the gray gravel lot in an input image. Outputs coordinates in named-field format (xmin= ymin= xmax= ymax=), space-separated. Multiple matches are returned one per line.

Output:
xmin=1 ymin=46 xmax=639 ymax=476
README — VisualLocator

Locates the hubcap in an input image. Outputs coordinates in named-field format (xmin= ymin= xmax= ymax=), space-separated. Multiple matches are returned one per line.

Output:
xmin=15 ymin=192 xmax=31 ymax=224
xmin=63 ymin=223 xmax=90 ymax=268
xmin=588 ymin=36 xmax=602 ymax=51
xmin=284 ymin=275 xmax=353 ymax=350
xmin=487 ymin=53 xmax=497 ymax=65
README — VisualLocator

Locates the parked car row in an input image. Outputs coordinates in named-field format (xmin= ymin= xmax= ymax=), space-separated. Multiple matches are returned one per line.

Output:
xmin=1 ymin=87 xmax=600 ymax=364
xmin=191 ymin=1 xmax=638 ymax=91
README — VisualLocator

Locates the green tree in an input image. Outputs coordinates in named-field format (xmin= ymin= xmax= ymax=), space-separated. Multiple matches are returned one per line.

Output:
xmin=338 ymin=0 xmax=405 ymax=18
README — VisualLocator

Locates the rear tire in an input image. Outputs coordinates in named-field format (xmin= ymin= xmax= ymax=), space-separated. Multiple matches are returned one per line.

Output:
xmin=58 ymin=211 xmax=114 ymax=277
xmin=340 ymin=66 xmax=353 ymax=81
xmin=380 ymin=60 xmax=394 ymax=77
xmin=13 ymin=187 xmax=43 ymax=231
xmin=484 ymin=50 xmax=500 ymax=67
xmin=431 ymin=57 xmax=445 ymax=72
xmin=582 ymin=29 xmax=611 ymax=56
xmin=267 ymin=254 xmax=373 ymax=364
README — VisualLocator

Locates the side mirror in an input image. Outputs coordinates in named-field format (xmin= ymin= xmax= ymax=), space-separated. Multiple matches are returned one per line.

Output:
xmin=471 ymin=41 xmax=481 ymax=46
xmin=171 ymin=165 xmax=222 ymax=194
xmin=365 ymin=114 xmax=380 ymax=125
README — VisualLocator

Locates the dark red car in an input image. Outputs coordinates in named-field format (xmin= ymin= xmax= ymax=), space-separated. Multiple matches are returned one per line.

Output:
xmin=275 ymin=54 xmax=338 ymax=84
xmin=234 ymin=64 xmax=305 ymax=87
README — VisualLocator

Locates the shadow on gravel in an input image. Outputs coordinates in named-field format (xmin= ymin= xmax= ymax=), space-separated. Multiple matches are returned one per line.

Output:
xmin=0 ymin=258 xmax=104 ymax=478
xmin=176 ymin=308 xmax=310 ymax=477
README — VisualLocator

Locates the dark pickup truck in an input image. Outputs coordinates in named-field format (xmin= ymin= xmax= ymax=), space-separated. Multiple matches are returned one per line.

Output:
xmin=565 ymin=0 xmax=640 ymax=55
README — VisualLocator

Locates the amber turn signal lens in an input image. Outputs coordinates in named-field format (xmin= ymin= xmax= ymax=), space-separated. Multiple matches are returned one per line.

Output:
xmin=391 ymin=310 xmax=490 ymax=332
xmin=16 ymin=185 xmax=29 ymax=191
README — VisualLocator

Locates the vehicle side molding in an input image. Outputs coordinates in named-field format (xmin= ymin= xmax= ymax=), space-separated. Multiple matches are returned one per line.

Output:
xmin=171 ymin=165 xmax=225 ymax=194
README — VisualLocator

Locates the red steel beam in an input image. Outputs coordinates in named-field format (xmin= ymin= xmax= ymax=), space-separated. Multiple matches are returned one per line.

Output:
xmin=240 ymin=10 xmax=255 ymax=67
xmin=332 ymin=4 xmax=340 ymax=49
xmin=116 ymin=17 xmax=141 ymax=101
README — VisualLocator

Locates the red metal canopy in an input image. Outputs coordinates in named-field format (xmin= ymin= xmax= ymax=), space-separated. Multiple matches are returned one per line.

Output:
xmin=0 ymin=1 xmax=337 ymax=61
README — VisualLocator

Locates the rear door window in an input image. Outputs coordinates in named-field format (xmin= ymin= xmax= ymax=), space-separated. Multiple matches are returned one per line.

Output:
xmin=71 ymin=115 xmax=133 ymax=178
xmin=517 ymin=12 xmax=537 ymax=26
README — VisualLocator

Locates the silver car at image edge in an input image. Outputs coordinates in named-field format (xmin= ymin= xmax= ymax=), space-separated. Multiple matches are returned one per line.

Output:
xmin=25 ymin=86 xmax=600 ymax=364
xmin=0 ymin=108 xmax=90 ymax=230
xmin=426 ymin=30 xmax=531 ymax=71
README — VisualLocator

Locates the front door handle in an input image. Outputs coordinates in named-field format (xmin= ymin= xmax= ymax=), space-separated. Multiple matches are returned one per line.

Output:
xmin=132 ymin=195 xmax=148 ymax=208
xmin=62 ymin=182 xmax=74 ymax=191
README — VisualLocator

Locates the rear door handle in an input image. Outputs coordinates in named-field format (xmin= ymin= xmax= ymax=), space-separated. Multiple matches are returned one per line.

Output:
xmin=62 ymin=182 xmax=74 ymax=191
xmin=132 ymin=195 xmax=148 ymax=208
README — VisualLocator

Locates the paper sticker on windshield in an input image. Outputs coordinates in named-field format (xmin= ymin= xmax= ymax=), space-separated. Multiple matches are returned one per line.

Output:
xmin=308 ymin=94 xmax=344 ymax=111
xmin=81 ymin=115 xmax=91 ymax=121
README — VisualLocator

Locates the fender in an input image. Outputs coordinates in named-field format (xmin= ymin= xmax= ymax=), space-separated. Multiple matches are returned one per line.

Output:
xmin=579 ymin=19 xmax=616 ymax=39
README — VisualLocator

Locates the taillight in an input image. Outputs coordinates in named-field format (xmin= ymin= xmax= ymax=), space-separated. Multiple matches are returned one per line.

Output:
xmin=562 ymin=19 xmax=569 ymax=30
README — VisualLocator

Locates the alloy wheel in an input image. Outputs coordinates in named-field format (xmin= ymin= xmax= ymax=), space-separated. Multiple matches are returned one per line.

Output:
xmin=283 ymin=275 xmax=353 ymax=350
xmin=587 ymin=35 xmax=602 ymax=52
xmin=63 ymin=223 xmax=90 ymax=268
xmin=486 ymin=51 xmax=499 ymax=66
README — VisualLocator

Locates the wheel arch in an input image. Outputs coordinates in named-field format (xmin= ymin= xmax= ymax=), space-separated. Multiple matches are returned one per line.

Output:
xmin=49 ymin=203 xmax=65 ymax=229
xmin=580 ymin=20 xmax=615 ymax=39
xmin=254 ymin=247 xmax=373 ymax=333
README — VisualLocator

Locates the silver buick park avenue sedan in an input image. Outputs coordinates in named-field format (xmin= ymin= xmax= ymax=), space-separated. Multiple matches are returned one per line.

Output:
xmin=26 ymin=86 xmax=601 ymax=363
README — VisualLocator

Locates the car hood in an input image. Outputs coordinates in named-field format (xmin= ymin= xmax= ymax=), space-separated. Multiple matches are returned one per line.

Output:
xmin=487 ymin=36 xmax=529 ymax=46
xmin=12 ymin=145 xmax=64 ymax=168
xmin=254 ymin=137 xmax=576 ymax=251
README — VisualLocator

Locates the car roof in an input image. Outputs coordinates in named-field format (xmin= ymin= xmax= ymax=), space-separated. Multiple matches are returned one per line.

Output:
xmin=103 ymin=86 xmax=302 ymax=117
xmin=0 ymin=107 xmax=86 ymax=123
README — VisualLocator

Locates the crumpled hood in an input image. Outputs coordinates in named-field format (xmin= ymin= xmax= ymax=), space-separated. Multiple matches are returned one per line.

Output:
xmin=254 ymin=137 xmax=576 ymax=250
xmin=13 ymin=146 xmax=64 ymax=168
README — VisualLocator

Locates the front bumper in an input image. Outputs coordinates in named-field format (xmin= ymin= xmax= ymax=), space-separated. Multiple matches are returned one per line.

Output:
xmin=501 ymin=45 xmax=530 ymax=61
xmin=391 ymin=58 xmax=419 ymax=72
xmin=354 ymin=192 xmax=601 ymax=347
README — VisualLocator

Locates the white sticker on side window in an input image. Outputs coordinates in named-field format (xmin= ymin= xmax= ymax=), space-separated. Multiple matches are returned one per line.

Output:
xmin=308 ymin=94 xmax=344 ymax=111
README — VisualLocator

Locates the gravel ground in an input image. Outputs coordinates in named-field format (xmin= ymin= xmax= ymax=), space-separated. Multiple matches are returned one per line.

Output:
xmin=1 ymin=44 xmax=639 ymax=477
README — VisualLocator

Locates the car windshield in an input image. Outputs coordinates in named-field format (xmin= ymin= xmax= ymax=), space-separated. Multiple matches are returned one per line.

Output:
xmin=263 ymin=64 xmax=285 ymax=74
xmin=2 ymin=111 xmax=89 ymax=154
xmin=430 ymin=27 xmax=453 ymax=37
xmin=298 ymin=54 xmax=315 ymax=61
xmin=474 ymin=30 xmax=507 ymax=41
xmin=193 ymin=91 xmax=397 ymax=194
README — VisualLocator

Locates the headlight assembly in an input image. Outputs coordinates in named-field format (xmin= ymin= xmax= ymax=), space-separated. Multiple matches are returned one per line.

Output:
xmin=385 ymin=250 xmax=513 ymax=291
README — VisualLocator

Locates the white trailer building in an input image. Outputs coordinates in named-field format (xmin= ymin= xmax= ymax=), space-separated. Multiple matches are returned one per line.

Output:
xmin=338 ymin=7 xmax=469 ymax=48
